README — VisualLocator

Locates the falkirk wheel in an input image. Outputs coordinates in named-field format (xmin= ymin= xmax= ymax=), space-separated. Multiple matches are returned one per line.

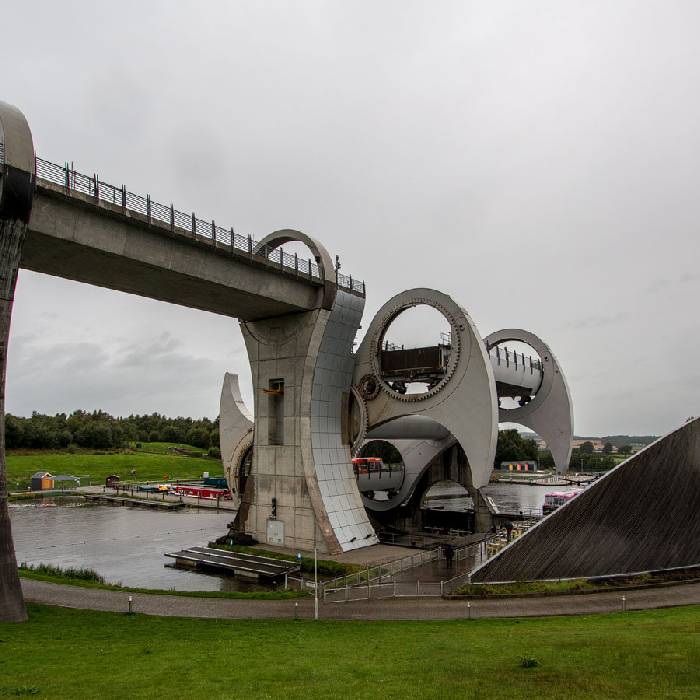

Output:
xmin=220 ymin=239 xmax=574 ymax=556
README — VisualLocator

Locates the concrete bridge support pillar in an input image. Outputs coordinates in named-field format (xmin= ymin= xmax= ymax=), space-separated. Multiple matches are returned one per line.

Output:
xmin=0 ymin=101 xmax=35 ymax=622
xmin=468 ymin=487 xmax=495 ymax=533
xmin=234 ymin=231 xmax=378 ymax=554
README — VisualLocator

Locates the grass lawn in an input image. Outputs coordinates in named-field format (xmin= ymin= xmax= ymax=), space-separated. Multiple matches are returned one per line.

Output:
xmin=5 ymin=445 xmax=218 ymax=489
xmin=130 ymin=441 xmax=208 ymax=456
xmin=0 ymin=605 xmax=697 ymax=699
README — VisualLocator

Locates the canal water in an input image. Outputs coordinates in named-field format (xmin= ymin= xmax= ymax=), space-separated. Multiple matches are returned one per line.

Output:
xmin=424 ymin=481 xmax=581 ymax=514
xmin=9 ymin=500 xmax=260 ymax=592
xmin=10 ymin=482 xmax=580 ymax=591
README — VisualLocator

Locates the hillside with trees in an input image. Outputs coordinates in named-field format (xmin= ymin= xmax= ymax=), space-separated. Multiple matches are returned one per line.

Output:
xmin=4 ymin=411 xmax=219 ymax=452
xmin=494 ymin=429 xmax=538 ymax=466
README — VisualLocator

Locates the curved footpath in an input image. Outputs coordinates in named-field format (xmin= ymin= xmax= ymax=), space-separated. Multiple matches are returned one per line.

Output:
xmin=21 ymin=579 xmax=700 ymax=620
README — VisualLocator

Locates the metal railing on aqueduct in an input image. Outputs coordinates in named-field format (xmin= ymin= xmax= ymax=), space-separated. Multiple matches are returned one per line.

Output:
xmin=0 ymin=142 xmax=365 ymax=296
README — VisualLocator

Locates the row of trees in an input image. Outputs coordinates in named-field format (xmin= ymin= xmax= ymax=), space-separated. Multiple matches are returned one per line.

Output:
xmin=4 ymin=411 xmax=219 ymax=450
xmin=494 ymin=429 xmax=538 ymax=466
xmin=365 ymin=431 xmax=621 ymax=473
xmin=5 ymin=415 xmax=634 ymax=473
xmin=496 ymin=430 xmax=622 ymax=472
xmin=568 ymin=449 xmax=617 ymax=471
xmin=578 ymin=440 xmax=633 ymax=455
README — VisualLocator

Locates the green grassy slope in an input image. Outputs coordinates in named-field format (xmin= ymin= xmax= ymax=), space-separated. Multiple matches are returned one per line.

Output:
xmin=5 ymin=443 xmax=219 ymax=489
xmin=0 ymin=605 xmax=697 ymax=699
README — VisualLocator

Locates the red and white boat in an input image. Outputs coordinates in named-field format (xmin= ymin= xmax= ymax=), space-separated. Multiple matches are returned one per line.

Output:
xmin=542 ymin=490 xmax=580 ymax=515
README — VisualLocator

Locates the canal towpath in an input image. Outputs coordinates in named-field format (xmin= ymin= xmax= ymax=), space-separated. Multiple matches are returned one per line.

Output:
xmin=21 ymin=578 xmax=700 ymax=621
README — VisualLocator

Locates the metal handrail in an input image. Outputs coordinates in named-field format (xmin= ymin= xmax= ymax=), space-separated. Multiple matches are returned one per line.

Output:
xmin=489 ymin=345 xmax=543 ymax=372
xmin=322 ymin=538 xmax=499 ymax=601
xmin=0 ymin=139 xmax=365 ymax=297
xmin=321 ymin=547 xmax=440 ymax=597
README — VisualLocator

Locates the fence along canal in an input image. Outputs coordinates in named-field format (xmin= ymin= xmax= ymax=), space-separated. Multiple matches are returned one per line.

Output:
xmin=284 ymin=539 xmax=494 ymax=603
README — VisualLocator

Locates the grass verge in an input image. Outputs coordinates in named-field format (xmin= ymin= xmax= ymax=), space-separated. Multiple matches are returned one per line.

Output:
xmin=0 ymin=604 xmax=697 ymax=699
xmin=455 ymin=579 xmax=596 ymax=597
xmin=455 ymin=570 xmax=700 ymax=597
xmin=18 ymin=566 xmax=306 ymax=600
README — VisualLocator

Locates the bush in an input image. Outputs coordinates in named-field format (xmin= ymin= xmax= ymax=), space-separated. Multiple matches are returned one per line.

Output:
xmin=186 ymin=427 xmax=211 ymax=450
xmin=161 ymin=425 xmax=186 ymax=443
xmin=19 ymin=563 xmax=105 ymax=584
xmin=74 ymin=422 xmax=113 ymax=449
xmin=208 ymin=446 xmax=221 ymax=459
xmin=57 ymin=430 xmax=73 ymax=447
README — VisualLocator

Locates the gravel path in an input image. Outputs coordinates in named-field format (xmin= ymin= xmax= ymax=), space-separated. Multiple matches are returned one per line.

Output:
xmin=21 ymin=579 xmax=700 ymax=620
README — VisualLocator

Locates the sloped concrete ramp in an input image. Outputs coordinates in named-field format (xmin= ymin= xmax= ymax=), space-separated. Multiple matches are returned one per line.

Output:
xmin=472 ymin=417 xmax=700 ymax=582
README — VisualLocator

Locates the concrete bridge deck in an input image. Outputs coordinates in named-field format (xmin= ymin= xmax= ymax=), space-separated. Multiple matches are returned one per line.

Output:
xmin=1 ymin=146 xmax=365 ymax=320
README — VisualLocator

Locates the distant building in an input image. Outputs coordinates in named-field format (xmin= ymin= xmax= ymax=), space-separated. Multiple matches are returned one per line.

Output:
xmin=497 ymin=461 xmax=538 ymax=472
xmin=572 ymin=438 xmax=606 ymax=452
xmin=31 ymin=471 xmax=53 ymax=491
xmin=31 ymin=472 xmax=80 ymax=491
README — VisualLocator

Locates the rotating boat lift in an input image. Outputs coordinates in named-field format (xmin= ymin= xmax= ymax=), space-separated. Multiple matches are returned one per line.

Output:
xmin=221 ymin=280 xmax=573 ymax=551
xmin=0 ymin=98 xmax=573 ymax=556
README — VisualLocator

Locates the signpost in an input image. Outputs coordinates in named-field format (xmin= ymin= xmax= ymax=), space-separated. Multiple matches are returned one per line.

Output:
xmin=314 ymin=547 xmax=319 ymax=620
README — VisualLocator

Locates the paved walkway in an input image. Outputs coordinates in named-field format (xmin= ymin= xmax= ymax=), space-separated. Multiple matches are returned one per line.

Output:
xmin=259 ymin=542 xmax=412 ymax=566
xmin=21 ymin=579 xmax=700 ymax=621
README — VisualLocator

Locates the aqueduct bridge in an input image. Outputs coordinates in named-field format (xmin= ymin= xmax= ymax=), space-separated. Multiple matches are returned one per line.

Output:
xmin=2 ymin=144 xmax=364 ymax=319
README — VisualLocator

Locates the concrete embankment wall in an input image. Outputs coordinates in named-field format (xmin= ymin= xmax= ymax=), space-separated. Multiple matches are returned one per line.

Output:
xmin=472 ymin=417 xmax=700 ymax=582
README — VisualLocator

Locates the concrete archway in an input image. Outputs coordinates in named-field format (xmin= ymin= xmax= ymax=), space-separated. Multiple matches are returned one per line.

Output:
xmin=485 ymin=329 xmax=573 ymax=472
xmin=353 ymin=288 xmax=498 ymax=490
xmin=254 ymin=229 xmax=336 ymax=310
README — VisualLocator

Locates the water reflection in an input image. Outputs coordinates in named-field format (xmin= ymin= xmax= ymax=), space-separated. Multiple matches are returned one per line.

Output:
xmin=9 ymin=502 xmax=266 ymax=592
xmin=423 ymin=480 xmax=581 ymax=513
xmin=11 ymin=482 xmax=583 ymax=591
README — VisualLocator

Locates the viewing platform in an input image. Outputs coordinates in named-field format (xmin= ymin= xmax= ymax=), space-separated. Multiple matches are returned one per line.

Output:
xmin=165 ymin=547 xmax=300 ymax=581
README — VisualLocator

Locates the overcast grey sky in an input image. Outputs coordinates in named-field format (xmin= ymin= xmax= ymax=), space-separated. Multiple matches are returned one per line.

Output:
xmin=2 ymin=1 xmax=698 ymax=436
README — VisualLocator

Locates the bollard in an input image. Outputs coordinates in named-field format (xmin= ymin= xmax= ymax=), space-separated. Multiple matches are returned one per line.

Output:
xmin=467 ymin=601 xmax=471 ymax=620
xmin=621 ymin=595 xmax=626 ymax=612
xmin=294 ymin=601 xmax=298 ymax=620
xmin=128 ymin=595 xmax=133 ymax=614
